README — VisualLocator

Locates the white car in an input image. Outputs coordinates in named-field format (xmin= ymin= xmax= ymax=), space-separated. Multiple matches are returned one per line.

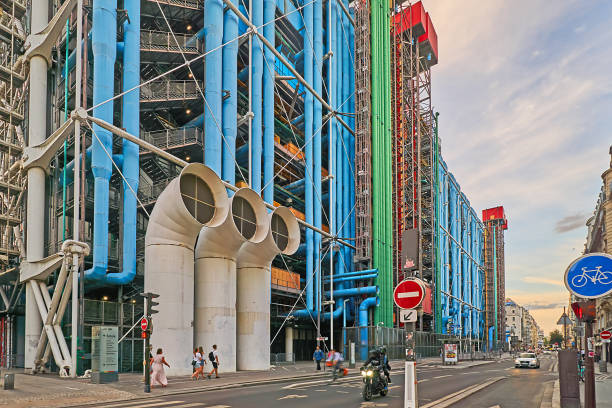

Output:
xmin=515 ymin=352 xmax=540 ymax=369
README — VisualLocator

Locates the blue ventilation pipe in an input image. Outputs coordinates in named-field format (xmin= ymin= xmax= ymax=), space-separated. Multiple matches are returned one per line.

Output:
xmin=204 ymin=0 xmax=223 ymax=175
xmin=85 ymin=0 xmax=117 ymax=282
xmin=222 ymin=0 xmax=238 ymax=185
xmin=313 ymin=0 xmax=323 ymax=324
xmin=461 ymin=200 xmax=469 ymax=336
xmin=449 ymin=181 xmax=459 ymax=334
xmin=251 ymin=0 xmax=264 ymax=191
xmin=262 ymin=0 xmax=275 ymax=201
xmin=359 ymin=297 xmax=379 ymax=360
xmin=104 ymin=0 xmax=140 ymax=285
xmin=303 ymin=0 xmax=314 ymax=311
xmin=323 ymin=274 xmax=377 ymax=284
xmin=325 ymin=286 xmax=378 ymax=298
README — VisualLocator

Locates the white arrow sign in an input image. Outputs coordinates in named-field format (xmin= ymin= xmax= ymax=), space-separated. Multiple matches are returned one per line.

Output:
xmin=400 ymin=308 xmax=418 ymax=323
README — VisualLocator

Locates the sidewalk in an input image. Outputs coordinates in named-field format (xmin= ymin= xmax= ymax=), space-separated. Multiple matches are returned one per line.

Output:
xmin=0 ymin=356 xmax=509 ymax=407
xmin=579 ymin=363 xmax=612 ymax=408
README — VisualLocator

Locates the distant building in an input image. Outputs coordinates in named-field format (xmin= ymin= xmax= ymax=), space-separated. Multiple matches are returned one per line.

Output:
xmin=505 ymin=298 xmax=523 ymax=349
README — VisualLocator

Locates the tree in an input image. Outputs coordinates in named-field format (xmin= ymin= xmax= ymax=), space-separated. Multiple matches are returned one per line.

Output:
xmin=549 ymin=329 xmax=564 ymax=345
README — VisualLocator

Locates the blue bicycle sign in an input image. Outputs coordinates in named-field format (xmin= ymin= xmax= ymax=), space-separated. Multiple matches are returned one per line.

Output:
xmin=564 ymin=253 xmax=612 ymax=299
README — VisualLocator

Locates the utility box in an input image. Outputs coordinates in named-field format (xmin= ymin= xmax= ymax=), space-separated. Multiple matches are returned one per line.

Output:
xmin=558 ymin=350 xmax=580 ymax=408
xmin=3 ymin=373 xmax=14 ymax=390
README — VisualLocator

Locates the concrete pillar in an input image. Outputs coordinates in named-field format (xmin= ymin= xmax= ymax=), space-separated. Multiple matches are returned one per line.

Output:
xmin=285 ymin=326 xmax=293 ymax=362
xmin=25 ymin=1 xmax=49 ymax=369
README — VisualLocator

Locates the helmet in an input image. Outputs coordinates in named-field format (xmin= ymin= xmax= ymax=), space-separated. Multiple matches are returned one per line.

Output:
xmin=380 ymin=346 xmax=387 ymax=354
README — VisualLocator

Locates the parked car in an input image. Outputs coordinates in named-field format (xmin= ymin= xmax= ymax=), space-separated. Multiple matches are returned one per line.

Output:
xmin=515 ymin=352 xmax=540 ymax=369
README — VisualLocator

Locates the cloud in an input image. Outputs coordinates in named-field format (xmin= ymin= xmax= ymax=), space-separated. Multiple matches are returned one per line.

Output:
xmin=521 ymin=277 xmax=564 ymax=287
xmin=555 ymin=214 xmax=588 ymax=233
xmin=420 ymin=0 xmax=612 ymax=337
xmin=523 ymin=303 xmax=566 ymax=310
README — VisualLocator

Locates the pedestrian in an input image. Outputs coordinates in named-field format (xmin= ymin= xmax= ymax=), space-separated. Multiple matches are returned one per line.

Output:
xmin=191 ymin=346 xmax=206 ymax=380
xmin=313 ymin=346 xmax=324 ymax=371
xmin=207 ymin=344 xmax=220 ymax=379
xmin=151 ymin=348 xmax=170 ymax=388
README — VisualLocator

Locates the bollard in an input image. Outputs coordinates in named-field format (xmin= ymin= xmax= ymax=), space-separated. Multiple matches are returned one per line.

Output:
xmin=3 ymin=373 xmax=14 ymax=390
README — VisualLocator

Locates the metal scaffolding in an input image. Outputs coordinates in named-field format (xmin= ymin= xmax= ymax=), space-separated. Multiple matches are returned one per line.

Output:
xmin=353 ymin=0 xmax=372 ymax=265
xmin=483 ymin=213 xmax=507 ymax=347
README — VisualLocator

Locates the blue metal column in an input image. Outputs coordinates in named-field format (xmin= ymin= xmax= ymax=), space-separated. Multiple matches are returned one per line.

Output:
xmin=85 ymin=0 xmax=117 ymax=281
xmin=222 ymin=0 xmax=239 ymax=185
xmin=262 ymin=0 xmax=275 ymax=200
xmin=105 ymin=0 xmax=139 ymax=285
xmin=204 ymin=0 xmax=224 ymax=175
xmin=313 ymin=0 xmax=323 ymax=315
xmin=304 ymin=0 xmax=315 ymax=310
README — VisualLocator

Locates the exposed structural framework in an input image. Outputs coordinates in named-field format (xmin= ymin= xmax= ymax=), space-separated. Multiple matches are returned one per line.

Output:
xmin=483 ymin=206 xmax=508 ymax=348
xmin=436 ymin=158 xmax=485 ymax=338
xmin=390 ymin=1 xmax=438 ymax=328
xmin=0 ymin=0 xmax=27 ymax=367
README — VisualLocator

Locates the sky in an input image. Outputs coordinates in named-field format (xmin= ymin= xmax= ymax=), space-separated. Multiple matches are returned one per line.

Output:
xmin=422 ymin=0 xmax=612 ymax=336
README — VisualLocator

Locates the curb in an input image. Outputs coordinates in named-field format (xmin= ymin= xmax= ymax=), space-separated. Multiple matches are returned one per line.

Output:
xmin=552 ymin=379 xmax=560 ymax=408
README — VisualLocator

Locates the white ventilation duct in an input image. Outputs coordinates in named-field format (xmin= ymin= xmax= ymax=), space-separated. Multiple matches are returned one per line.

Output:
xmin=236 ymin=206 xmax=300 ymax=370
xmin=194 ymin=188 xmax=269 ymax=373
xmin=144 ymin=163 xmax=228 ymax=376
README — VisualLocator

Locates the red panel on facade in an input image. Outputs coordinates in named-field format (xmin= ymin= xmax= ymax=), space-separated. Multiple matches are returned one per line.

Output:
xmin=392 ymin=1 xmax=426 ymax=38
xmin=422 ymin=283 xmax=433 ymax=315
xmin=482 ymin=206 xmax=509 ymax=230
xmin=418 ymin=13 xmax=439 ymax=67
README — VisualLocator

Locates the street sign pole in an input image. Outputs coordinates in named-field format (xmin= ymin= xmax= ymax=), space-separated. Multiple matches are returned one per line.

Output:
xmin=404 ymin=330 xmax=417 ymax=408
xmin=585 ymin=320 xmax=595 ymax=408
xmin=564 ymin=307 xmax=567 ymax=349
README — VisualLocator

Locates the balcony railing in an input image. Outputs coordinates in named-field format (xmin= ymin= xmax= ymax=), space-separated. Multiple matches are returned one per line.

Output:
xmin=140 ymin=80 xmax=203 ymax=103
xmin=141 ymin=127 xmax=203 ymax=150
xmin=144 ymin=0 xmax=203 ymax=9
xmin=140 ymin=30 xmax=201 ymax=54
xmin=137 ymin=177 xmax=172 ymax=206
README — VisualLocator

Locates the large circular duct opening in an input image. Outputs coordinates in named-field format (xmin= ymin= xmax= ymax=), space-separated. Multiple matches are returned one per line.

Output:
xmin=180 ymin=173 xmax=215 ymax=224
xmin=271 ymin=213 xmax=289 ymax=251
xmin=232 ymin=196 xmax=257 ymax=240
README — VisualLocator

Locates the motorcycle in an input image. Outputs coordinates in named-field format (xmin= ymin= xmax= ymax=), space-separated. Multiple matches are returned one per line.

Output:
xmin=360 ymin=364 xmax=388 ymax=401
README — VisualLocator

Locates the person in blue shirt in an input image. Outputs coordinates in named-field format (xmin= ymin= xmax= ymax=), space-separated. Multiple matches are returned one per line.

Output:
xmin=313 ymin=346 xmax=325 ymax=371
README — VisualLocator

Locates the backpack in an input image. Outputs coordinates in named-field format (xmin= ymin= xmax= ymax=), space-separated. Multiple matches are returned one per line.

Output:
xmin=209 ymin=351 xmax=215 ymax=362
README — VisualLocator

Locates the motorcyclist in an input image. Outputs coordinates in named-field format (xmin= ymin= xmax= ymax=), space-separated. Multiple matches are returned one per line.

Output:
xmin=362 ymin=348 xmax=391 ymax=384
xmin=380 ymin=347 xmax=392 ymax=383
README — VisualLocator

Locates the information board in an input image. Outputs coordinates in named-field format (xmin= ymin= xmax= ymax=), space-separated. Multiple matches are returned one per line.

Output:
xmin=443 ymin=343 xmax=458 ymax=364
xmin=91 ymin=326 xmax=119 ymax=373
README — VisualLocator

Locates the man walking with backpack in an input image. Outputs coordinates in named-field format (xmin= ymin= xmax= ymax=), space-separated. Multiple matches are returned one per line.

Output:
xmin=207 ymin=345 xmax=220 ymax=379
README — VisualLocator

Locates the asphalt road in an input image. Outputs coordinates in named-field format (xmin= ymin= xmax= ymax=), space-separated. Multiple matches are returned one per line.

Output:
xmin=89 ymin=355 xmax=557 ymax=408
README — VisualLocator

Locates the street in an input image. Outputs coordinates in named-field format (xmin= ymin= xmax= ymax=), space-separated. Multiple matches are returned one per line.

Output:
xmin=85 ymin=355 xmax=557 ymax=408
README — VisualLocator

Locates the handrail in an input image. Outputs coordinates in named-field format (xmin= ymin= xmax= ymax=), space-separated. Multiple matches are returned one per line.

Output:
xmin=140 ymin=29 xmax=201 ymax=53
xmin=140 ymin=80 xmax=203 ymax=102
xmin=141 ymin=127 xmax=203 ymax=150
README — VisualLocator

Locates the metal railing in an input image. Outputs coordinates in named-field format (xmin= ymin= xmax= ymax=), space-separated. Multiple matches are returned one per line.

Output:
xmin=141 ymin=127 xmax=203 ymax=150
xmin=270 ymin=353 xmax=296 ymax=365
xmin=137 ymin=177 xmax=173 ymax=206
xmin=140 ymin=80 xmax=203 ymax=102
xmin=343 ymin=326 xmax=487 ymax=362
xmin=144 ymin=0 xmax=203 ymax=9
xmin=140 ymin=30 xmax=201 ymax=54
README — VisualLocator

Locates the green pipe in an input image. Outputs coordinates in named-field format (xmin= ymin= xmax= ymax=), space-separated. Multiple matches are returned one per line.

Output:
xmin=62 ymin=18 xmax=69 ymax=241
xmin=433 ymin=113 xmax=441 ymax=332
xmin=493 ymin=225 xmax=498 ymax=346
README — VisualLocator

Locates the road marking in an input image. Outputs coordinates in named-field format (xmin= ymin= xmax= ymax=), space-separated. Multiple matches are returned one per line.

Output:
xmin=315 ymin=389 xmax=327 ymax=392
xmin=111 ymin=402 xmax=187 ymax=408
xmin=398 ymin=291 xmax=420 ymax=298
xmin=489 ymin=405 xmax=502 ymax=408
xmin=172 ymin=404 xmax=207 ymax=408
xmin=101 ymin=400 xmax=165 ymax=408
xmin=65 ymin=386 xmax=81 ymax=390
xmin=337 ymin=390 xmax=350 ymax=393
xmin=278 ymin=394 xmax=308 ymax=400
xmin=433 ymin=375 xmax=452 ymax=379
xmin=207 ymin=406 xmax=232 ymax=408
xmin=421 ymin=377 xmax=506 ymax=408
xmin=418 ymin=379 xmax=429 ymax=383
xmin=504 ymin=368 xmax=511 ymax=370
xmin=389 ymin=385 xmax=401 ymax=389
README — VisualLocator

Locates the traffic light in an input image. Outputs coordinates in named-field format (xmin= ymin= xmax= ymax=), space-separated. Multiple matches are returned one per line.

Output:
xmin=140 ymin=292 xmax=160 ymax=318
xmin=571 ymin=301 xmax=596 ymax=323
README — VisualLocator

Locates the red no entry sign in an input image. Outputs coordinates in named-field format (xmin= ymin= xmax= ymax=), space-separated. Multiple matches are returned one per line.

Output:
xmin=393 ymin=279 xmax=425 ymax=310
xmin=141 ymin=317 xmax=149 ymax=332
xmin=601 ymin=330 xmax=611 ymax=340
